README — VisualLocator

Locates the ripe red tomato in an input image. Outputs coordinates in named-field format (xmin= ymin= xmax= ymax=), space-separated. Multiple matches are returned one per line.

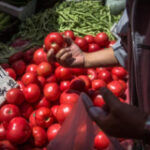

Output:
xmin=9 ymin=51 xmax=24 ymax=64
xmin=26 ymin=64 xmax=38 ymax=74
xmin=88 ymin=43 xmax=100 ymax=52
xmin=0 ymin=63 xmax=9 ymax=69
xmin=78 ymin=75 xmax=91 ymax=90
xmin=0 ymin=104 xmax=20 ymax=122
xmin=32 ymin=126 xmax=47 ymax=147
xmin=56 ymin=104 xmax=73 ymax=124
xmin=21 ymin=72 xmax=37 ymax=85
xmin=51 ymin=105 xmax=59 ymax=120
xmin=87 ymin=69 xmax=97 ymax=81
xmin=111 ymin=67 xmax=127 ymax=80
xmin=118 ymin=80 xmax=127 ymax=91
xmin=71 ymin=68 xmax=86 ymax=76
xmin=47 ymin=124 xmax=61 ymax=141
xmin=20 ymin=102 xmax=33 ymax=119
xmin=37 ymin=76 xmax=46 ymax=87
xmin=94 ymin=131 xmax=109 ymax=150
xmin=35 ymin=107 xmax=54 ymax=128
xmin=7 ymin=117 xmax=31 ymax=144
xmin=33 ymin=48 xmax=47 ymax=65
xmin=46 ymin=74 xmax=57 ymax=83
xmin=44 ymin=32 xmax=65 ymax=53
xmin=75 ymin=37 xmax=88 ymax=52
xmin=37 ymin=62 xmax=53 ymax=77
xmin=98 ymin=70 xmax=112 ymax=83
xmin=96 ymin=67 xmax=107 ymax=74
xmin=55 ymin=66 xmax=72 ymax=81
xmin=0 ymin=140 xmax=17 ymax=150
xmin=35 ymin=97 xmax=51 ymax=109
xmin=60 ymin=89 xmax=80 ymax=105
xmin=70 ymin=77 xmax=85 ymax=91
xmin=44 ymin=83 xmax=60 ymax=101
xmin=11 ymin=60 xmax=26 ymax=76
xmin=0 ymin=124 xmax=6 ymax=140
xmin=24 ymin=84 xmax=41 ymax=103
xmin=94 ymin=32 xmax=109 ymax=47
xmin=5 ymin=68 xmax=16 ymax=80
xmin=17 ymin=80 xmax=25 ymax=91
xmin=23 ymin=48 xmax=35 ymax=63
xmin=107 ymin=81 xmax=124 ymax=97
xmin=6 ymin=88 xmax=24 ymax=105
xmin=29 ymin=111 xmax=37 ymax=127
xmin=92 ymin=92 xmax=105 ymax=107
xmin=92 ymin=79 xmax=106 ymax=90
xmin=108 ymin=40 xmax=116 ymax=47
xmin=60 ymin=81 xmax=70 ymax=91
xmin=84 ymin=35 xmax=94 ymax=44
xmin=64 ymin=30 xmax=75 ymax=40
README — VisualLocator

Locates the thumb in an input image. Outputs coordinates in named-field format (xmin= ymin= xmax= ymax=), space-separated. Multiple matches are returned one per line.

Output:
xmin=100 ymin=87 xmax=121 ymax=110
xmin=63 ymin=36 xmax=74 ymax=46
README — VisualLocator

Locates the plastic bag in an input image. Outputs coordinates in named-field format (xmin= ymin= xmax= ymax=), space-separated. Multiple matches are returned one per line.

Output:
xmin=47 ymin=95 xmax=133 ymax=150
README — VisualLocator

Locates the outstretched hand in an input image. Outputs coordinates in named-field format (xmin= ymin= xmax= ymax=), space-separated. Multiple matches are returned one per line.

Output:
xmin=81 ymin=87 xmax=148 ymax=140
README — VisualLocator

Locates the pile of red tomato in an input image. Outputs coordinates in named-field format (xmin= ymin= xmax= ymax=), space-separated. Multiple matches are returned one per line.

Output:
xmin=0 ymin=31 xmax=127 ymax=150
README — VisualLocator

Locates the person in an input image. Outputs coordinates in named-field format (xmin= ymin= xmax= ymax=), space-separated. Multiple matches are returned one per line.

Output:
xmin=47 ymin=0 xmax=150 ymax=149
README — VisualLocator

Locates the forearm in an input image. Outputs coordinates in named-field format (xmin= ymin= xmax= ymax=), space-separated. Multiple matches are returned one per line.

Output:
xmin=83 ymin=47 xmax=119 ymax=68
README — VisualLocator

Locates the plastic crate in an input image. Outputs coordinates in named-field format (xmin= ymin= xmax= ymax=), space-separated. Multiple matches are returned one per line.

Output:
xmin=0 ymin=0 xmax=37 ymax=20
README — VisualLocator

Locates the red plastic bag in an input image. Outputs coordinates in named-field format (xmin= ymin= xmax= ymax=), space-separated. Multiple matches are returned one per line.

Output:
xmin=47 ymin=95 xmax=133 ymax=150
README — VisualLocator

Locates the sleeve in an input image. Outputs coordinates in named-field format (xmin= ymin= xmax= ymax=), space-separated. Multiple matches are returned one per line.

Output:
xmin=111 ymin=9 xmax=129 ymax=68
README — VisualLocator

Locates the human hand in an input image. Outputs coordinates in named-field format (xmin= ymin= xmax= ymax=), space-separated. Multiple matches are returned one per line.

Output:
xmin=81 ymin=87 xmax=148 ymax=140
xmin=46 ymin=37 xmax=85 ymax=68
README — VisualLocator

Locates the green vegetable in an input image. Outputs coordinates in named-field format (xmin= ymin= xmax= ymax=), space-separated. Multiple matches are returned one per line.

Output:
xmin=16 ymin=0 xmax=121 ymax=45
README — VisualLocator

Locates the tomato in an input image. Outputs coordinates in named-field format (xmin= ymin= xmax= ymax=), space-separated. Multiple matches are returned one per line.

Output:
xmin=44 ymin=83 xmax=60 ymax=101
xmin=98 ymin=70 xmax=112 ymax=83
xmin=33 ymin=48 xmax=47 ymax=65
xmin=92 ymin=92 xmax=105 ymax=107
xmin=29 ymin=111 xmax=37 ymax=127
xmin=47 ymin=124 xmax=61 ymax=141
xmin=0 ymin=104 xmax=20 ymax=123
xmin=96 ymin=67 xmax=107 ymax=74
xmin=87 ymin=69 xmax=97 ymax=81
xmin=94 ymin=131 xmax=109 ymax=150
xmin=88 ymin=43 xmax=100 ymax=52
xmin=37 ymin=62 xmax=53 ymax=77
xmin=46 ymin=74 xmax=57 ymax=83
xmin=35 ymin=107 xmax=54 ymax=128
xmin=55 ymin=66 xmax=72 ymax=81
xmin=119 ymin=97 xmax=126 ymax=103
xmin=56 ymin=104 xmax=73 ymax=124
xmin=84 ymin=35 xmax=94 ymax=44
xmin=35 ymin=97 xmax=51 ymax=109
xmin=37 ymin=76 xmax=46 ymax=87
xmin=71 ymin=68 xmax=86 ymax=76
xmin=9 ymin=51 xmax=24 ymax=64
xmin=108 ymin=40 xmax=116 ymax=47
xmin=0 ymin=124 xmax=6 ymax=140
xmin=107 ymin=80 xmax=124 ymax=97
xmin=75 ymin=37 xmax=88 ymax=52
xmin=60 ymin=89 xmax=80 ymax=105
xmin=21 ymin=72 xmax=37 ymax=85
xmin=44 ymin=32 xmax=65 ymax=53
xmin=60 ymin=81 xmax=70 ymax=91
xmin=92 ymin=79 xmax=106 ymax=90
xmin=20 ymin=102 xmax=33 ymax=119
xmin=17 ymin=80 xmax=25 ymax=91
xmin=5 ymin=68 xmax=16 ymax=80
xmin=94 ymin=32 xmax=109 ymax=47
xmin=111 ymin=67 xmax=127 ymax=80
xmin=64 ymin=30 xmax=75 ymax=40
xmin=32 ymin=126 xmax=47 ymax=147
xmin=7 ymin=117 xmax=31 ymax=144
xmin=51 ymin=105 xmax=59 ymax=120
xmin=118 ymin=80 xmax=127 ymax=91
xmin=0 ymin=63 xmax=9 ymax=69
xmin=11 ymin=60 xmax=26 ymax=76
xmin=24 ymin=84 xmax=41 ymax=103
xmin=0 ymin=140 xmax=17 ymax=150
xmin=6 ymin=88 xmax=24 ymax=105
xmin=70 ymin=77 xmax=85 ymax=92
xmin=78 ymin=75 xmax=91 ymax=90
xmin=23 ymin=48 xmax=35 ymax=63
xmin=26 ymin=64 xmax=38 ymax=74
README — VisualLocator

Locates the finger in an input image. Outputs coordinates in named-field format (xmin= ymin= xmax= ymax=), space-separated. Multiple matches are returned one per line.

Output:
xmin=59 ymin=52 xmax=72 ymax=65
xmin=100 ymin=87 xmax=121 ymax=110
xmin=56 ymin=48 xmax=70 ymax=60
xmin=63 ymin=36 xmax=74 ymax=46
xmin=47 ymin=49 xmax=55 ymax=62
